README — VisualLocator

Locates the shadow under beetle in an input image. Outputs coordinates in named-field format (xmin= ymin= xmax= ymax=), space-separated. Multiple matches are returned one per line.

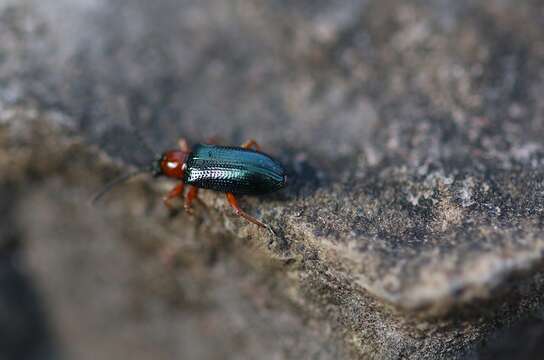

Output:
xmin=94 ymin=138 xmax=288 ymax=229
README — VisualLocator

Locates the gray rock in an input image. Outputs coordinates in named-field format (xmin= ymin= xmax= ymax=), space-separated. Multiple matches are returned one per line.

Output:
xmin=2 ymin=0 xmax=544 ymax=358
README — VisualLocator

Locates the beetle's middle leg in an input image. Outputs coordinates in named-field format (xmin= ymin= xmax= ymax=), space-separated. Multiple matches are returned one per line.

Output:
xmin=226 ymin=192 xmax=266 ymax=228
xmin=241 ymin=139 xmax=261 ymax=151
xmin=184 ymin=186 xmax=199 ymax=213
xmin=205 ymin=136 xmax=220 ymax=145
xmin=163 ymin=182 xmax=185 ymax=208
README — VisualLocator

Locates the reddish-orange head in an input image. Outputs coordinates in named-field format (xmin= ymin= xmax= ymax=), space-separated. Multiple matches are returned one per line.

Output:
xmin=152 ymin=150 xmax=188 ymax=179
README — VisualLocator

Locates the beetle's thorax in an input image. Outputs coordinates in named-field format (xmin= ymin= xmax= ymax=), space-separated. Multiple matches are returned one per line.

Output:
xmin=159 ymin=150 xmax=189 ymax=179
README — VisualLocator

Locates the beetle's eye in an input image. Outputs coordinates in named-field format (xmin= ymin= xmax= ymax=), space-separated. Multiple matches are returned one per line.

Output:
xmin=152 ymin=158 xmax=163 ymax=177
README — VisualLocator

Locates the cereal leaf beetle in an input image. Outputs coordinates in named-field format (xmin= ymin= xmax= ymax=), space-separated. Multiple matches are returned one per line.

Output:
xmin=93 ymin=136 xmax=288 ymax=230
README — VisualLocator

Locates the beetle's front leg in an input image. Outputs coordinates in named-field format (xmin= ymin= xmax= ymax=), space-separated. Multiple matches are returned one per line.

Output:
xmin=241 ymin=139 xmax=261 ymax=151
xmin=226 ymin=192 xmax=267 ymax=228
xmin=178 ymin=138 xmax=191 ymax=152
xmin=163 ymin=182 xmax=185 ymax=209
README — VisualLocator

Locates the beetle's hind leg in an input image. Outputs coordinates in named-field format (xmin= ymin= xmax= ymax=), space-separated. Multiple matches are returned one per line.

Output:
xmin=241 ymin=139 xmax=261 ymax=151
xmin=226 ymin=192 xmax=267 ymax=228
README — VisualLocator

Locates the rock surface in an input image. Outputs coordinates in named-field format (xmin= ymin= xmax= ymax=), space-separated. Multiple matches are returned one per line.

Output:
xmin=1 ymin=0 xmax=544 ymax=359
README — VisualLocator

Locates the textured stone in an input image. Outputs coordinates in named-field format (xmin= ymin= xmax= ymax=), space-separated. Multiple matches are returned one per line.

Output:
xmin=2 ymin=0 xmax=544 ymax=359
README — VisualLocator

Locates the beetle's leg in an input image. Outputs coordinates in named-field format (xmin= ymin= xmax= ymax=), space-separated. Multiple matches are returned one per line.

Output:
xmin=241 ymin=139 xmax=261 ymax=151
xmin=226 ymin=192 xmax=266 ymax=228
xmin=184 ymin=186 xmax=199 ymax=213
xmin=178 ymin=138 xmax=191 ymax=152
xmin=163 ymin=182 xmax=185 ymax=208
xmin=205 ymin=136 xmax=220 ymax=144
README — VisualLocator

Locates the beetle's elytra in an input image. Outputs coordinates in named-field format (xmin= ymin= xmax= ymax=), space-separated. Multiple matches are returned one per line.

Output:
xmin=184 ymin=144 xmax=287 ymax=195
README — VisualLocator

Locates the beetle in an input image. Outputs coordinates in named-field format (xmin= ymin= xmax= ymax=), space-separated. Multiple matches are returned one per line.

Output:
xmin=94 ymin=138 xmax=287 ymax=229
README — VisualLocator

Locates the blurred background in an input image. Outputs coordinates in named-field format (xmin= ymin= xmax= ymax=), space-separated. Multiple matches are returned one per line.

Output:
xmin=1 ymin=0 xmax=544 ymax=359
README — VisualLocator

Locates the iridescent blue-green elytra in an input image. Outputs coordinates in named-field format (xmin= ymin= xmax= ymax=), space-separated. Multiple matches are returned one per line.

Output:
xmin=183 ymin=144 xmax=287 ymax=195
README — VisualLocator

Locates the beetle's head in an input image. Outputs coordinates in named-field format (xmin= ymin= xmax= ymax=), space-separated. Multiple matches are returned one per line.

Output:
xmin=155 ymin=150 xmax=188 ymax=179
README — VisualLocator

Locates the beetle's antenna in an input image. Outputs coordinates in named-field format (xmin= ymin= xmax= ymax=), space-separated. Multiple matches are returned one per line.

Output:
xmin=91 ymin=169 xmax=149 ymax=205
